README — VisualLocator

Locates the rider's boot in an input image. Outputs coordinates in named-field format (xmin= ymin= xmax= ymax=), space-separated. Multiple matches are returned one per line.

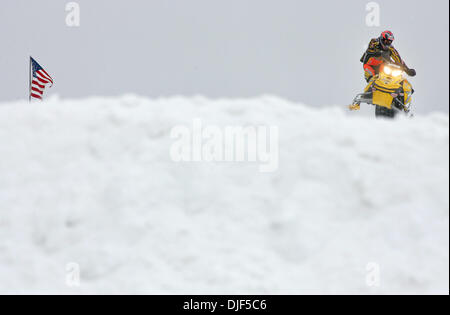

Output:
xmin=349 ymin=102 xmax=361 ymax=111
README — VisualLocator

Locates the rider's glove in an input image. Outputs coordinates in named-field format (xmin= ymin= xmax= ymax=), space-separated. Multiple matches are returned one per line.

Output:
xmin=406 ymin=68 xmax=416 ymax=77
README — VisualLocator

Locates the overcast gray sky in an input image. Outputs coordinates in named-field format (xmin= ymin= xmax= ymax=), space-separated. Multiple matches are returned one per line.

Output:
xmin=0 ymin=0 xmax=448 ymax=113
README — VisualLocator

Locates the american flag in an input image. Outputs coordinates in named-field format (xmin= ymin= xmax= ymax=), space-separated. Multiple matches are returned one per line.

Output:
xmin=30 ymin=57 xmax=53 ymax=100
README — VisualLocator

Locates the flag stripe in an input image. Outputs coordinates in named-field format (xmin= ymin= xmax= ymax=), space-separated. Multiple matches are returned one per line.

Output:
xmin=36 ymin=71 xmax=50 ymax=81
xmin=31 ymin=80 xmax=45 ymax=89
xmin=31 ymin=85 xmax=44 ymax=91
xmin=30 ymin=93 xmax=42 ymax=99
xmin=37 ymin=70 xmax=52 ymax=83
xmin=40 ymin=69 xmax=53 ymax=82
xmin=31 ymin=87 xmax=44 ymax=95
xmin=35 ymin=76 xmax=50 ymax=84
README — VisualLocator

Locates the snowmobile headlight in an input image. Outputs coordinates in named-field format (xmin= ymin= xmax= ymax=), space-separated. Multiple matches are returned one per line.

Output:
xmin=392 ymin=70 xmax=403 ymax=77
xmin=384 ymin=66 xmax=392 ymax=75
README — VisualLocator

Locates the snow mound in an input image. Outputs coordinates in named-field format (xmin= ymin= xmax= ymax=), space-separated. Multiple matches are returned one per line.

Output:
xmin=0 ymin=95 xmax=448 ymax=294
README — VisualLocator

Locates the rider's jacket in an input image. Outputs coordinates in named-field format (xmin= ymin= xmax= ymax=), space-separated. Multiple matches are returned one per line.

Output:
xmin=361 ymin=38 xmax=408 ymax=78
xmin=361 ymin=38 xmax=404 ymax=64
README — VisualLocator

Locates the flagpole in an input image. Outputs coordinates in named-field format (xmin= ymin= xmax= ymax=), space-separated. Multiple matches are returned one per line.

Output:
xmin=29 ymin=56 xmax=31 ymax=102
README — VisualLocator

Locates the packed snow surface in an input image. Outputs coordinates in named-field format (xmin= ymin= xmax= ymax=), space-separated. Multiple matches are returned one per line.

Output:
xmin=0 ymin=95 xmax=448 ymax=294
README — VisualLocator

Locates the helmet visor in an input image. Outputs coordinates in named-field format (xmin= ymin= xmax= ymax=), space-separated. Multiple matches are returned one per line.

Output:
xmin=382 ymin=39 xmax=393 ymax=46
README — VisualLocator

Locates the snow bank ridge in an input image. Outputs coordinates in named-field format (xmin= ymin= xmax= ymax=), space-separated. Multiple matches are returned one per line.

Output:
xmin=0 ymin=95 xmax=448 ymax=294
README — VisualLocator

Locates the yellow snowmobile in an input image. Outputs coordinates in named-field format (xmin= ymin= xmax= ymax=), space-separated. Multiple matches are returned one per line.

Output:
xmin=350 ymin=63 xmax=414 ymax=118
